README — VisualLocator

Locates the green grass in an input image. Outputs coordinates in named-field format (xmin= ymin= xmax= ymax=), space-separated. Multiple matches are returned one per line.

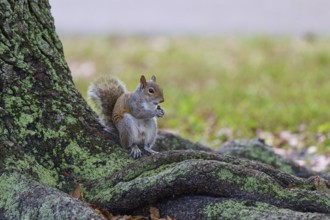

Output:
xmin=62 ymin=36 xmax=330 ymax=151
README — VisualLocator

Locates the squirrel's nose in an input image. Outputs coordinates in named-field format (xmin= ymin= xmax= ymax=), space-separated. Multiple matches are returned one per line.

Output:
xmin=160 ymin=98 xmax=164 ymax=103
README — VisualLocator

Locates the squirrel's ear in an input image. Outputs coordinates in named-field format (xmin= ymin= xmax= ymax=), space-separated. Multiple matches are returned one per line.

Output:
xmin=140 ymin=75 xmax=147 ymax=89
xmin=151 ymin=75 xmax=156 ymax=82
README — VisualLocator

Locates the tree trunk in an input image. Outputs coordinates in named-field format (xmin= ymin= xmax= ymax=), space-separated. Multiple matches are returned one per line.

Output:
xmin=1 ymin=1 xmax=330 ymax=219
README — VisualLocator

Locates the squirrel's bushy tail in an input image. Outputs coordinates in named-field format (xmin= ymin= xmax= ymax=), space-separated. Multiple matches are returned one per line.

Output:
xmin=88 ymin=77 xmax=125 ymax=127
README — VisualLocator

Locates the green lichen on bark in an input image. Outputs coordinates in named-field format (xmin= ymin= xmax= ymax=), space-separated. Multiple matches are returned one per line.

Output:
xmin=62 ymin=140 xmax=131 ymax=182
xmin=0 ymin=172 xmax=104 ymax=220
xmin=215 ymin=164 xmax=330 ymax=211
xmin=204 ymin=199 xmax=330 ymax=220
xmin=4 ymin=155 xmax=59 ymax=187
xmin=218 ymin=139 xmax=295 ymax=174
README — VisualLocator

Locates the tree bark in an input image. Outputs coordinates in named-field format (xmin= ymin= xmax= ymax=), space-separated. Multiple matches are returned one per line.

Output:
xmin=0 ymin=1 xmax=330 ymax=219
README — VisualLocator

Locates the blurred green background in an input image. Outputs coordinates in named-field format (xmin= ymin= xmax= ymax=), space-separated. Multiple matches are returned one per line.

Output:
xmin=63 ymin=36 xmax=330 ymax=153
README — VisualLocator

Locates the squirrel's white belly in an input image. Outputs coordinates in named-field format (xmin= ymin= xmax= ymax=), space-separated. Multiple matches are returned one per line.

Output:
xmin=132 ymin=117 xmax=156 ymax=145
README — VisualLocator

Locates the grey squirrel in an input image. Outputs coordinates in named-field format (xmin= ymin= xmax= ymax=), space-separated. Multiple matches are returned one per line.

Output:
xmin=88 ymin=75 xmax=165 ymax=158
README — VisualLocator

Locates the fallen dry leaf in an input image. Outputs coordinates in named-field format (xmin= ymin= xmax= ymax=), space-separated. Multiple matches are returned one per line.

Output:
xmin=90 ymin=204 xmax=147 ymax=220
xmin=150 ymin=207 xmax=160 ymax=220
xmin=128 ymin=216 xmax=148 ymax=220
xmin=71 ymin=183 xmax=83 ymax=200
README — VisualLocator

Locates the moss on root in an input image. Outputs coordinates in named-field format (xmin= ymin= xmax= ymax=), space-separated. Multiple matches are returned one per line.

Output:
xmin=0 ymin=172 xmax=104 ymax=220
xmin=219 ymin=139 xmax=295 ymax=174
xmin=4 ymin=155 xmax=59 ymax=187
xmin=204 ymin=200 xmax=330 ymax=220
xmin=63 ymin=141 xmax=131 ymax=182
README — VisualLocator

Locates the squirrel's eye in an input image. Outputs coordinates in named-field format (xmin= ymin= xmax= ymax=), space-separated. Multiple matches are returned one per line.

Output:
xmin=148 ymin=88 xmax=155 ymax=94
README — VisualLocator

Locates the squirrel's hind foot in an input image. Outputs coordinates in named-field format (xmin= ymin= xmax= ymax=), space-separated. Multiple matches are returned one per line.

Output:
xmin=130 ymin=146 xmax=142 ymax=159
xmin=144 ymin=146 xmax=159 ymax=155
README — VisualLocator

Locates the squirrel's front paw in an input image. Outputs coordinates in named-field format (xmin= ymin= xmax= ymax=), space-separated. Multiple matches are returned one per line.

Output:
xmin=156 ymin=105 xmax=165 ymax=117
xmin=130 ymin=146 xmax=142 ymax=159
